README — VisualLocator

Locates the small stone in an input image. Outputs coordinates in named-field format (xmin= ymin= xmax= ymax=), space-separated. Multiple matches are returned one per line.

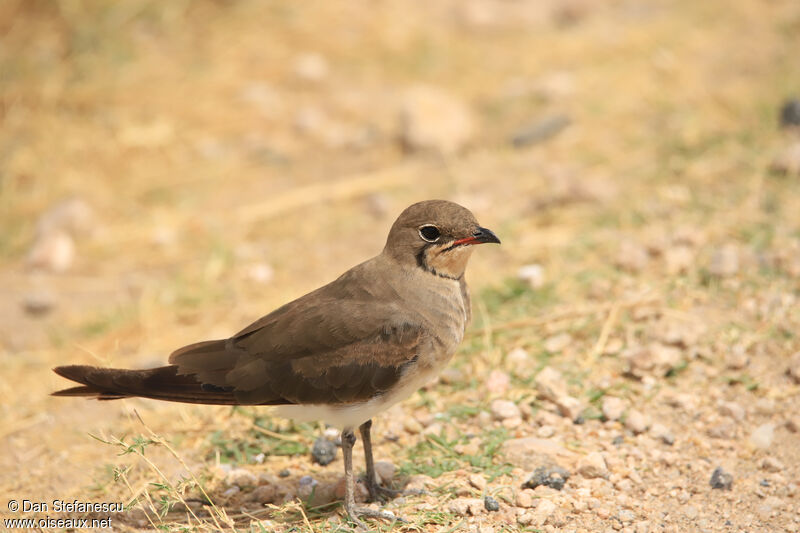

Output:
xmin=226 ymin=468 xmax=258 ymax=488
xmin=708 ymin=422 xmax=736 ymax=440
xmin=515 ymin=490 xmax=534 ymax=508
xmin=602 ymin=396 xmax=626 ymax=421
xmin=404 ymin=417 xmax=423 ymax=434
xmin=22 ymin=292 xmax=56 ymax=316
xmin=469 ymin=473 xmax=487 ymax=490
xmin=518 ymin=264 xmax=546 ymax=289
xmin=531 ymin=499 xmax=557 ymax=525
xmin=544 ymin=333 xmax=572 ymax=353
xmin=249 ymin=484 xmax=276 ymax=504
xmin=246 ymin=262 xmax=274 ymax=284
xmin=501 ymin=437 xmax=572 ymax=470
xmin=750 ymin=423 xmax=775 ymax=450
xmin=534 ymin=366 xmax=569 ymax=399
xmin=718 ymin=401 xmax=746 ymax=421
xmin=649 ymin=423 xmax=674 ymax=445
xmin=222 ymin=486 xmax=240 ymax=498
xmin=537 ymin=425 xmax=556 ymax=438
xmin=770 ymin=141 xmax=800 ymax=176
xmin=523 ymin=465 xmax=570 ymax=491
xmin=786 ymin=417 xmax=800 ymax=433
xmin=577 ymin=452 xmax=608 ymax=479
xmin=491 ymin=399 xmax=521 ymax=420
xmin=624 ymin=409 xmax=650 ymax=434
xmin=761 ymin=456 xmax=784 ymax=473
xmin=725 ymin=345 xmax=749 ymax=369
xmin=374 ymin=461 xmax=395 ymax=484
xmin=486 ymin=370 xmax=511 ymax=396
xmin=293 ymin=52 xmax=329 ymax=83
xmin=555 ymin=395 xmax=584 ymax=421
xmin=507 ymin=347 xmax=530 ymax=367
xmin=753 ymin=397 xmax=776 ymax=415
xmin=664 ymin=245 xmax=694 ymax=274
xmin=405 ymin=474 xmax=433 ymax=493
xmin=683 ymin=505 xmax=698 ymax=520
xmin=615 ymin=240 xmax=650 ymax=273
xmin=780 ymin=98 xmax=800 ymax=128
xmin=311 ymin=436 xmax=337 ymax=466
xmin=709 ymin=244 xmax=739 ymax=277
xmin=399 ymin=85 xmax=475 ymax=154
xmin=448 ymin=497 xmax=485 ymax=516
xmin=618 ymin=509 xmax=636 ymax=523
xmin=484 ymin=495 xmax=500 ymax=512
xmin=510 ymin=114 xmax=571 ymax=148
xmin=709 ymin=467 xmax=733 ymax=490
xmin=297 ymin=475 xmax=319 ymax=500
xmin=26 ymin=231 xmax=75 ymax=273
xmin=278 ymin=469 xmax=290 ymax=478
xmin=787 ymin=352 xmax=800 ymax=384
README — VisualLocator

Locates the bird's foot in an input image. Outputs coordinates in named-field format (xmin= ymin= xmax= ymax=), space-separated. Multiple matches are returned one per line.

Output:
xmin=345 ymin=504 xmax=406 ymax=530
xmin=365 ymin=480 xmax=402 ymax=503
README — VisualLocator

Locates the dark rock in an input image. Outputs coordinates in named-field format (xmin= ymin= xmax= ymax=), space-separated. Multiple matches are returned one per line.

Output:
xmin=523 ymin=465 xmax=571 ymax=491
xmin=484 ymin=495 xmax=500 ymax=512
xmin=612 ymin=435 xmax=624 ymax=446
xmin=710 ymin=467 xmax=733 ymax=490
xmin=278 ymin=469 xmax=291 ymax=478
xmin=511 ymin=114 xmax=571 ymax=148
xmin=22 ymin=292 xmax=56 ymax=316
xmin=311 ymin=437 xmax=337 ymax=466
xmin=780 ymin=98 xmax=800 ymax=128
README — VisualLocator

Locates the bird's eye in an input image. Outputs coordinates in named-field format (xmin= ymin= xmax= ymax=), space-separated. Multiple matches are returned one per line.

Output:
xmin=419 ymin=225 xmax=441 ymax=242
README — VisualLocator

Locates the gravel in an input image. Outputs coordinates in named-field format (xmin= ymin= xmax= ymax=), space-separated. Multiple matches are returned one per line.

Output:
xmin=311 ymin=436 xmax=337 ymax=466
xmin=709 ymin=467 xmax=734 ymax=490
xmin=522 ymin=465 xmax=571 ymax=491
xmin=484 ymin=495 xmax=500 ymax=512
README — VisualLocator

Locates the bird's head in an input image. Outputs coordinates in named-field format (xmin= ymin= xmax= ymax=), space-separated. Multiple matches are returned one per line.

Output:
xmin=384 ymin=199 xmax=500 ymax=279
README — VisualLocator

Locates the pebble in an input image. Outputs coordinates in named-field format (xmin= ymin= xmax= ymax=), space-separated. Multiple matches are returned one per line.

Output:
xmin=518 ymin=264 xmax=546 ymax=289
xmin=781 ymin=98 xmax=800 ymax=128
xmin=534 ymin=366 xmax=569 ymax=399
xmin=544 ymin=333 xmax=573 ymax=353
xmin=501 ymin=437 xmax=572 ymax=470
xmin=222 ymin=486 xmax=240 ymax=498
xmin=532 ymin=499 xmax=557 ymax=525
xmin=615 ymin=240 xmax=650 ymax=273
xmin=618 ymin=509 xmax=636 ymax=523
xmin=491 ymin=399 xmax=521 ymax=420
xmin=750 ymin=423 xmax=775 ymax=450
xmin=510 ymin=114 xmax=571 ymax=148
xmin=486 ymin=369 xmax=511 ymax=395
xmin=709 ymin=467 xmax=733 ymax=490
xmin=786 ymin=417 xmax=800 ymax=433
xmin=292 ymin=52 xmax=329 ymax=82
xmin=788 ymin=352 xmax=800 ymax=383
xmin=709 ymin=244 xmax=740 ymax=277
xmin=448 ymin=497 xmax=485 ymax=516
xmin=374 ymin=461 xmax=395 ymax=484
xmin=770 ymin=141 xmax=800 ymax=176
xmin=484 ymin=495 xmax=500 ymax=512
xmin=523 ymin=465 xmax=571 ymax=491
xmin=311 ymin=436 xmax=337 ymax=466
xmin=516 ymin=489 xmax=535 ymax=508
xmin=649 ymin=423 xmax=675 ymax=445
xmin=624 ymin=409 xmax=650 ymax=434
xmin=249 ymin=484 xmax=276 ymax=504
xmin=507 ymin=347 xmax=530 ymax=367
xmin=602 ymin=396 xmax=626 ymax=421
xmin=760 ymin=456 xmax=784 ymax=473
xmin=725 ymin=345 xmax=750 ymax=369
xmin=707 ymin=422 xmax=736 ymax=440
xmin=278 ymin=469 xmax=290 ymax=478
xmin=226 ymin=468 xmax=258 ymax=488
xmin=577 ymin=452 xmax=608 ymax=479
xmin=469 ymin=473 xmax=487 ymax=490
xmin=399 ymin=85 xmax=475 ymax=154
xmin=26 ymin=231 xmax=75 ymax=272
xmin=22 ymin=292 xmax=56 ymax=316
xmin=718 ymin=401 xmax=746 ymax=421
xmin=537 ymin=425 xmax=556 ymax=438
xmin=664 ymin=245 xmax=694 ymax=274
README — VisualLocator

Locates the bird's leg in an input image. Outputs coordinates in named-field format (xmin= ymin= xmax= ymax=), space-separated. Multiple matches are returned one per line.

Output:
xmin=359 ymin=419 xmax=401 ymax=502
xmin=341 ymin=427 xmax=402 ymax=530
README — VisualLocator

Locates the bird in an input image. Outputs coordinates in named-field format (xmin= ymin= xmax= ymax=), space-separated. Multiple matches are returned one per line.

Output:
xmin=52 ymin=199 xmax=500 ymax=529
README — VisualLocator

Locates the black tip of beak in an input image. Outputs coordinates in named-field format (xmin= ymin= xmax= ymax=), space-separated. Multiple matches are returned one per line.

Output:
xmin=473 ymin=227 xmax=501 ymax=245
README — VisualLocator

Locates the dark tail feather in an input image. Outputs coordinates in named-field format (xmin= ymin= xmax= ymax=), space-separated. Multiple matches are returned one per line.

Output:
xmin=52 ymin=365 xmax=239 ymax=405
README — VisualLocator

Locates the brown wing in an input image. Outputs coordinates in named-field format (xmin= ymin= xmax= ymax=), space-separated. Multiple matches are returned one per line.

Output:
xmin=169 ymin=264 xmax=425 ymax=405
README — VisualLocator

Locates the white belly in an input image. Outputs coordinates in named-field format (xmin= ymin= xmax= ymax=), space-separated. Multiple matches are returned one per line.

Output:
xmin=273 ymin=363 xmax=443 ymax=429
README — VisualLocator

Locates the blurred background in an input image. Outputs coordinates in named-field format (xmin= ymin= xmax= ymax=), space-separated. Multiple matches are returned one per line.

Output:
xmin=1 ymin=0 xmax=799 ymax=531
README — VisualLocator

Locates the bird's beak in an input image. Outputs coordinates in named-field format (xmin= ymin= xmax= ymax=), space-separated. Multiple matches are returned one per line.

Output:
xmin=453 ymin=227 xmax=501 ymax=246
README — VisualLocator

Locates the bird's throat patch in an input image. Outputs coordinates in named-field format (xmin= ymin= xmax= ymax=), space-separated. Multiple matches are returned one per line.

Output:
xmin=421 ymin=243 xmax=474 ymax=280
